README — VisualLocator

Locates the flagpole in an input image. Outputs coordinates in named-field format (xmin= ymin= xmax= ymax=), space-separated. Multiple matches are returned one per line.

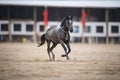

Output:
xmin=82 ymin=26 xmax=85 ymax=44
xmin=82 ymin=8 xmax=85 ymax=44
xmin=43 ymin=6 xmax=48 ymax=32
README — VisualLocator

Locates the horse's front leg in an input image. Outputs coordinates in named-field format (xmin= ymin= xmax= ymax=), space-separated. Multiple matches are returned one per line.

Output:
xmin=63 ymin=42 xmax=71 ymax=60
xmin=60 ymin=41 xmax=70 ymax=60
xmin=65 ymin=42 xmax=71 ymax=55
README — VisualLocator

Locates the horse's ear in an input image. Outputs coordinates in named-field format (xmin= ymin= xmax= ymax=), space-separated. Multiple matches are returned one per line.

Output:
xmin=71 ymin=16 xmax=73 ymax=19
xmin=66 ymin=16 xmax=69 ymax=19
xmin=66 ymin=16 xmax=73 ymax=19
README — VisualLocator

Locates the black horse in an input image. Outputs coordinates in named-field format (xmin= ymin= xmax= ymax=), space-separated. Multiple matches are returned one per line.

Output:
xmin=38 ymin=16 xmax=73 ymax=61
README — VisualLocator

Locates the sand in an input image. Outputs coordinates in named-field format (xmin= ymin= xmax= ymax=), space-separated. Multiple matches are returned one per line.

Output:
xmin=0 ymin=43 xmax=120 ymax=80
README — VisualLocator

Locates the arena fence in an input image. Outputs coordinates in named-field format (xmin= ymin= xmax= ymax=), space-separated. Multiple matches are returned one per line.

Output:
xmin=0 ymin=20 xmax=120 ymax=43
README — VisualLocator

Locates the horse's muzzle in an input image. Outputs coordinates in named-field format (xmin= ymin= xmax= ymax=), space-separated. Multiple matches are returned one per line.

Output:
xmin=70 ymin=28 xmax=73 ymax=32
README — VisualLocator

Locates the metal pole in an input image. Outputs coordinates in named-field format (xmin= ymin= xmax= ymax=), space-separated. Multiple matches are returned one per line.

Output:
xmin=106 ymin=9 xmax=109 ymax=44
xmin=82 ymin=26 xmax=85 ymax=43
xmin=43 ymin=6 xmax=48 ymax=31
xmin=34 ymin=7 xmax=37 ymax=43
xmin=82 ymin=8 xmax=85 ymax=44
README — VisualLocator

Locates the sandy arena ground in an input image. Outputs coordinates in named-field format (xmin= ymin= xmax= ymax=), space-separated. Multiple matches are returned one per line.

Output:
xmin=0 ymin=43 xmax=120 ymax=80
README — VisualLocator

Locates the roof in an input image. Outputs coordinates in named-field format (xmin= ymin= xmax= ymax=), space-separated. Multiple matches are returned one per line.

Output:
xmin=0 ymin=0 xmax=120 ymax=8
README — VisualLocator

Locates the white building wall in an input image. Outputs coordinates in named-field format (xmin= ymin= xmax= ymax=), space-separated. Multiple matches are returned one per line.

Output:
xmin=108 ymin=22 xmax=120 ymax=37
xmin=0 ymin=20 xmax=120 ymax=38
xmin=11 ymin=21 xmax=34 ymax=35
xmin=0 ymin=20 xmax=9 ymax=35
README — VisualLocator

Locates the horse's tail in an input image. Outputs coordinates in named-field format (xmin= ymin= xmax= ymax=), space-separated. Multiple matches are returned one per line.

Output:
xmin=37 ymin=34 xmax=46 ymax=47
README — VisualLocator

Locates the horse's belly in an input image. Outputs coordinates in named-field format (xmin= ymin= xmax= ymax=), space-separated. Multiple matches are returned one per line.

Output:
xmin=50 ymin=35 xmax=59 ymax=43
xmin=47 ymin=29 xmax=60 ymax=43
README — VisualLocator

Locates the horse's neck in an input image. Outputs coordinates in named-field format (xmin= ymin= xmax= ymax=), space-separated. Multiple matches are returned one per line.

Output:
xmin=61 ymin=25 xmax=69 ymax=32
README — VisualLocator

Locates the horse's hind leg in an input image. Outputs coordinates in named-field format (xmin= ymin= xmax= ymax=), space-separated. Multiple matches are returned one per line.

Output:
xmin=50 ymin=43 xmax=57 ymax=61
xmin=47 ymin=41 xmax=52 ymax=61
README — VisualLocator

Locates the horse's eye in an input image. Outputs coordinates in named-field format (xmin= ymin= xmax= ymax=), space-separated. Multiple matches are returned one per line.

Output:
xmin=69 ymin=20 xmax=72 ymax=24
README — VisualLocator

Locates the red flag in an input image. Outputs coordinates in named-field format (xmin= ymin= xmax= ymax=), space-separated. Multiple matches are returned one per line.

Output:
xmin=81 ymin=9 xmax=87 ymax=27
xmin=43 ymin=9 xmax=48 ymax=26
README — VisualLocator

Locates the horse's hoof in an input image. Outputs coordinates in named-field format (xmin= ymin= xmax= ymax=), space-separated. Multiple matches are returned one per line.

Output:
xmin=37 ymin=45 xmax=40 ymax=47
xmin=67 ymin=57 xmax=70 ymax=60
xmin=61 ymin=54 xmax=66 ymax=57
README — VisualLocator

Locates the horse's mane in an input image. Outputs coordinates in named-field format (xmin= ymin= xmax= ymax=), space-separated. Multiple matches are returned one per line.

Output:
xmin=60 ymin=18 xmax=66 ymax=27
xmin=60 ymin=16 xmax=72 ymax=27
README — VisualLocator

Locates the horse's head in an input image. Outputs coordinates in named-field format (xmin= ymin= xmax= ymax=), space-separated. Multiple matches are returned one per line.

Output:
xmin=60 ymin=16 xmax=73 ymax=32
xmin=65 ymin=16 xmax=73 ymax=32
